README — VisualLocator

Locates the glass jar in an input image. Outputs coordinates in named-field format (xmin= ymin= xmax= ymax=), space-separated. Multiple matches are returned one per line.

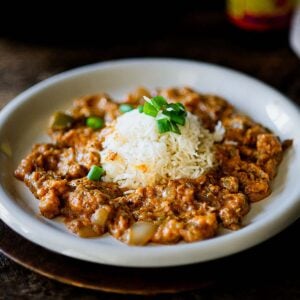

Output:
xmin=227 ymin=0 xmax=296 ymax=31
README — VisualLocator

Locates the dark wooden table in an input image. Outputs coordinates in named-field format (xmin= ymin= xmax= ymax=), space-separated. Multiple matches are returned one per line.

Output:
xmin=1 ymin=7 xmax=300 ymax=300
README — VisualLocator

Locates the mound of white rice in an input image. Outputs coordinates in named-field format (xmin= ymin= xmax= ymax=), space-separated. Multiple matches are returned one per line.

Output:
xmin=100 ymin=109 xmax=223 ymax=189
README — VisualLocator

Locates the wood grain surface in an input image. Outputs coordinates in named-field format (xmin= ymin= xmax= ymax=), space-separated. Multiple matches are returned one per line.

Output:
xmin=1 ymin=7 xmax=300 ymax=299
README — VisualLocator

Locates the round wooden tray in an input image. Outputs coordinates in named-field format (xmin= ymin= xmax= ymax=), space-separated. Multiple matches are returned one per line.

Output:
xmin=0 ymin=220 xmax=299 ymax=295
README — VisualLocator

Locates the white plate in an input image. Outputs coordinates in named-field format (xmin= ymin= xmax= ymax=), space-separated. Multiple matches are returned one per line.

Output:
xmin=0 ymin=58 xmax=300 ymax=267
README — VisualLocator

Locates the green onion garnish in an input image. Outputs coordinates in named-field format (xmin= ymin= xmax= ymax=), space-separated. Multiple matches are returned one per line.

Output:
xmin=119 ymin=104 xmax=134 ymax=113
xmin=87 ymin=165 xmax=105 ymax=181
xmin=162 ymin=110 xmax=186 ymax=126
xmin=141 ymin=95 xmax=187 ymax=134
xmin=167 ymin=103 xmax=185 ymax=112
xmin=138 ymin=105 xmax=144 ymax=113
xmin=86 ymin=116 xmax=104 ymax=129
xmin=150 ymin=96 xmax=168 ymax=111
xmin=170 ymin=121 xmax=180 ymax=134
xmin=157 ymin=118 xmax=171 ymax=133
xmin=143 ymin=101 xmax=159 ymax=117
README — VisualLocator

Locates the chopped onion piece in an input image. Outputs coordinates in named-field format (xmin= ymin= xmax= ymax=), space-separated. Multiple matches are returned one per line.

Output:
xmin=91 ymin=206 xmax=110 ymax=226
xmin=77 ymin=225 xmax=98 ymax=238
xmin=128 ymin=221 xmax=156 ymax=245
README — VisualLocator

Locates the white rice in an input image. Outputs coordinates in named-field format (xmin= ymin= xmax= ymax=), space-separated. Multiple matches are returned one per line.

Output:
xmin=100 ymin=109 xmax=223 ymax=189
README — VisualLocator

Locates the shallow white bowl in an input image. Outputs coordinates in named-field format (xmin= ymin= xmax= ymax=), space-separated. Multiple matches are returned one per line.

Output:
xmin=0 ymin=58 xmax=300 ymax=267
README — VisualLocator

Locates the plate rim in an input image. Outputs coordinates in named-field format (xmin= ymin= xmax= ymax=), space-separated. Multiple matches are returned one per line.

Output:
xmin=1 ymin=58 xmax=300 ymax=267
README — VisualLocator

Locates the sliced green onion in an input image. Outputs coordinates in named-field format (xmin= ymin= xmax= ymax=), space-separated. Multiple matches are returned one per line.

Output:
xmin=162 ymin=111 xmax=186 ymax=126
xmin=119 ymin=104 xmax=134 ymax=113
xmin=143 ymin=96 xmax=152 ymax=103
xmin=166 ymin=103 xmax=186 ymax=113
xmin=166 ymin=103 xmax=179 ymax=112
xmin=140 ymin=95 xmax=187 ymax=135
xmin=170 ymin=122 xmax=180 ymax=134
xmin=157 ymin=118 xmax=171 ymax=133
xmin=177 ymin=103 xmax=185 ymax=111
xmin=171 ymin=114 xmax=186 ymax=126
xmin=150 ymin=96 xmax=168 ymax=111
xmin=86 ymin=116 xmax=104 ymax=129
xmin=143 ymin=102 xmax=158 ymax=117
xmin=138 ymin=105 xmax=144 ymax=113
xmin=87 ymin=165 xmax=105 ymax=181
xmin=156 ymin=110 xmax=170 ymax=120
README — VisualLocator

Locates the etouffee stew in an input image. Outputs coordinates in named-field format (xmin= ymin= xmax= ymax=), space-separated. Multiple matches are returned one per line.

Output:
xmin=15 ymin=87 xmax=292 ymax=245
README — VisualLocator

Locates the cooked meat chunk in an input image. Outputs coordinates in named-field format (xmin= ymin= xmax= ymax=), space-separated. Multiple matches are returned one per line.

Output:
xmin=23 ymin=171 xmax=68 ymax=218
xmin=71 ymin=93 xmax=120 ymax=122
xmin=257 ymin=133 xmax=282 ymax=156
xmin=152 ymin=219 xmax=184 ymax=244
xmin=180 ymin=214 xmax=218 ymax=242
xmin=219 ymin=193 xmax=249 ymax=230
xmin=124 ymin=86 xmax=152 ymax=105
xmin=220 ymin=176 xmax=239 ymax=193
